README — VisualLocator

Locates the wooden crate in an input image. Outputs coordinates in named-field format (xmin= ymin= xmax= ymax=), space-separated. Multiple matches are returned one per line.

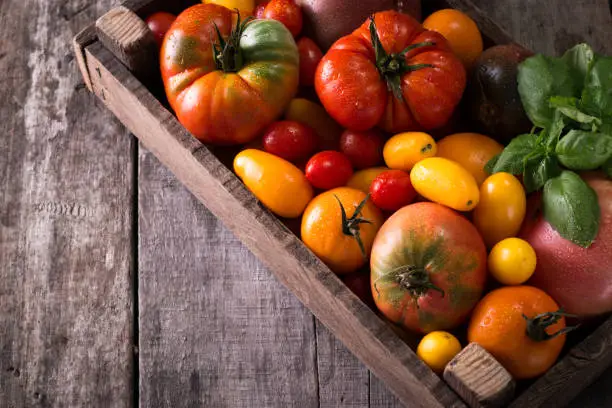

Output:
xmin=73 ymin=1 xmax=612 ymax=406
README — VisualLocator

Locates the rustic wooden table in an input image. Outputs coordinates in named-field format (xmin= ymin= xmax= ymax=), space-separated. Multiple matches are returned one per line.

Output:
xmin=2 ymin=1 xmax=612 ymax=407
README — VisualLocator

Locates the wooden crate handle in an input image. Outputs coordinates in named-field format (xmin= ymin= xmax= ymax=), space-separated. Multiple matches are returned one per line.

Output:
xmin=444 ymin=343 xmax=516 ymax=408
xmin=95 ymin=5 xmax=158 ymax=81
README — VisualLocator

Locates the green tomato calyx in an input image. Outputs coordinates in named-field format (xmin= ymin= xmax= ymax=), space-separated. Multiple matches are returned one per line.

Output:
xmin=368 ymin=16 xmax=435 ymax=102
xmin=394 ymin=265 xmax=445 ymax=300
xmin=334 ymin=194 xmax=373 ymax=259
xmin=523 ymin=309 xmax=580 ymax=342
xmin=213 ymin=10 xmax=253 ymax=73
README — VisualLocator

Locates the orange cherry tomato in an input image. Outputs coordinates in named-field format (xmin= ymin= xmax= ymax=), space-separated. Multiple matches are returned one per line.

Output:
xmin=301 ymin=187 xmax=383 ymax=274
xmin=435 ymin=133 xmax=503 ymax=186
xmin=468 ymin=285 xmax=575 ymax=379
xmin=423 ymin=9 xmax=483 ymax=69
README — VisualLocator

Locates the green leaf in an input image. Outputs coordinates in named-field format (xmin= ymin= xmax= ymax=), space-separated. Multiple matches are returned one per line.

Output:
xmin=543 ymin=171 xmax=600 ymax=248
xmin=491 ymin=134 xmax=541 ymax=175
xmin=546 ymin=109 xmax=566 ymax=148
xmin=523 ymin=155 xmax=562 ymax=193
xmin=485 ymin=153 xmax=501 ymax=175
xmin=518 ymin=54 xmax=581 ymax=128
xmin=549 ymin=96 xmax=602 ymax=128
xmin=562 ymin=43 xmax=595 ymax=83
xmin=581 ymin=56 xmax=612 ymax=119
xmin=556 ymin=130 xmax=612 ymax=170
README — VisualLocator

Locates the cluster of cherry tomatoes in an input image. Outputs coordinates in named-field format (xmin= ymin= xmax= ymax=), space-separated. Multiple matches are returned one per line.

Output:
xmin=144 ymin=1 xmax=578 ymax=384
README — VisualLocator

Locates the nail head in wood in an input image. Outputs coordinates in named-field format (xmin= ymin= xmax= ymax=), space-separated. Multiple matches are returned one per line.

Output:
xmin=444 ymin=343 xmax=515 ymax=408
xmin=95 ymin=5 xmax=157 ymax=81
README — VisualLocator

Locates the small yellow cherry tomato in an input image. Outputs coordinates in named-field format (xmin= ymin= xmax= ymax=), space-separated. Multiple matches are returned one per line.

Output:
xmin=383 ymin=132 xmax=437 ymax=171
xmin=488 ymin=238 xmax=537 ymax=285
xmin=203 ymin=0 xmax=255 ymax=16
xmin=473 ymin=173 xmax=527 ymax=248
xmin=410 ymin=157 xmax=480 ymax=211
xmin=346 ymin=167 xmax=389 ymax=193
xmin=234 ymin=149 xmax=313 ymax=218
xmin=417 ymin=331 xmax=462 ymax=374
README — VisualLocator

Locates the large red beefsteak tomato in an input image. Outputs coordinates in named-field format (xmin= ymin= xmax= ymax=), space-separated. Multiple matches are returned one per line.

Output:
xmin=161 ymin=4 xmax=299 ymax=145
xmin=315 ymin=10 xmax=466 ymax=133
xmin=370 ymin=202 xmax=487 ymax=333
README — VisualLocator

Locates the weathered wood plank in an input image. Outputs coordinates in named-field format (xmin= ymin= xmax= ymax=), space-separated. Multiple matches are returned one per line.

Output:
xmin=83 ymin=40 xmax=463 ymax=408
xmin=137 ymin=151 xmax=319 ymax=407
xmin=370 ymin=373 xmax=404 ymax=408
xmin=0 ymin=0 xmax=134 ymax=407
xmin=315 ymin=322 xmax=369 ymax=407
xmin=470 ymin=0 xmax=612 ymax=55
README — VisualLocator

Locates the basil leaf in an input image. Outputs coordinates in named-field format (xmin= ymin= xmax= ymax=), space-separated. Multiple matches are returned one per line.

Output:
xmin=546 ymin=109 xmax=566 ymax=148
xmin=562 ymin=43 xmax=595 ymax=83
xmin=518 ymin=54 xmax=581 ymax=128
xmin=543 ymin=171 xmax=600 ymax=248
xmin=556 ymin=130 xmax=612 ymax=170
xmin=491 ymin=134 xmax=540 ymax=175
xmin=523 ymin=154 xmax=562 ymax=193
xmin=581 ymin=56 xmax=612 ymax=119
xmin=549 ymin=96 xmax=602 ymax=128
xmin=485 ymin=153 xmax=501 ymax=175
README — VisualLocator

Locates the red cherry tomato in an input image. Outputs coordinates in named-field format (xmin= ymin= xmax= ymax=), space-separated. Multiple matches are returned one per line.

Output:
xmin=305 ymin=151 xmax=353 ymax=190
xmin=262 ymin=0 xmax=303 ymax=38
xmin=254 ymin=1 xmax=268 ymax=18
xmin=262 ymin=121 xmax=318 ymax=162
xmin=297 ymin=37 xmax=323 ymax=86
xmin=145 ymin=12 xmax=176 ymax=48
xmin=340 ymin=129 xmax=385 ymax=169
xmin=370 ymin=170 xmax=417 ymax=212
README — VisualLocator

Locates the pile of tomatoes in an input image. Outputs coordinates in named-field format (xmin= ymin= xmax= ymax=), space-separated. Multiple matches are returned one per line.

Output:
xmin=145 ymin=0 xmax=577 ymax=382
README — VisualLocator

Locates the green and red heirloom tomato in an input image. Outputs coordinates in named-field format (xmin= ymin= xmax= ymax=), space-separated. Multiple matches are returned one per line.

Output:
xmin=160 ymin=4 xmax=299 ymax=145
xmin=370 ymin=202 xmax=487 ymax=334
xmin=315 ymin=10 xmax=466 ymax=133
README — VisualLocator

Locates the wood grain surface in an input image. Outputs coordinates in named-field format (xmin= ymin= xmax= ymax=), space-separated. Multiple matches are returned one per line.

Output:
xmin=2 ymin=0 xmax=612 ymax=407
xmin=137 ymin=150 xmax=319 ymax=407
xmin=0 ymin=0 xmax=134 ymax=407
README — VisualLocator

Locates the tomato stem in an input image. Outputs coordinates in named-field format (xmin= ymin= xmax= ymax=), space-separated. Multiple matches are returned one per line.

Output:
xmin=523 ymin=309 xmax=580 ymax=342
xmin=394 ymin=265 xmax=445 ymax=299
xmin=334 ymin=194 xmax=373 ymax=259
xmin=212 ymin=10 xmax=253 ymax=73
xmin=368 ymin=16 xmax=435 ymax=102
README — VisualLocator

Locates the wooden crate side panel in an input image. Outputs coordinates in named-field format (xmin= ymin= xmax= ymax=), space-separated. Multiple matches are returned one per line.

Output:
xmin=83 ymin=41 xmax=466 ymax=408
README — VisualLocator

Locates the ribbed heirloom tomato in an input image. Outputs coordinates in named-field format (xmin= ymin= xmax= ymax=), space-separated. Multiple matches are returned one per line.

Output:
xmin=161 ymin=4 xmax=299 ymax=145
xmin=315 ymin=10 xmax=466 ymax=133
xmin=371 ymin=202 xmax=487 ymax=333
